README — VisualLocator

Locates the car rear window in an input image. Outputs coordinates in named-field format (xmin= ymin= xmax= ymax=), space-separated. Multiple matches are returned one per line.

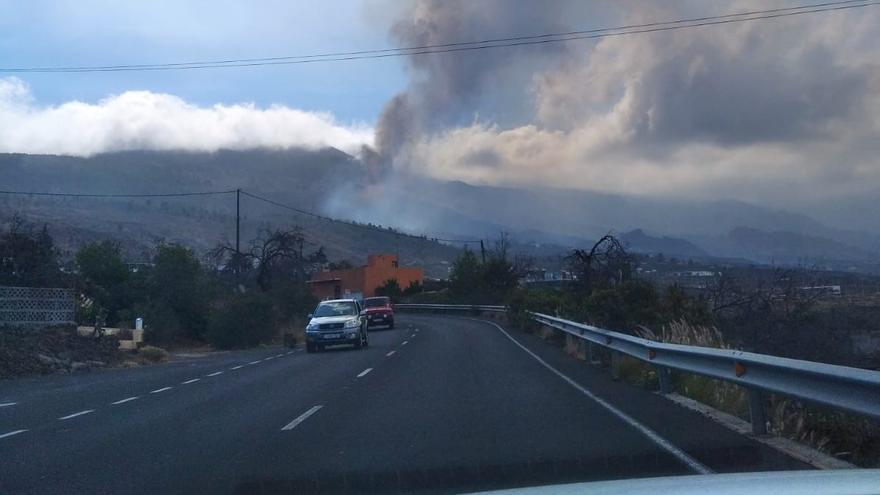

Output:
xmin=363 ymin=297 xmax=390 ymax=308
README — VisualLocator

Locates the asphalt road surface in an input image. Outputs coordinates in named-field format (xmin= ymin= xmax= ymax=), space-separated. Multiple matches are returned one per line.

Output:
xmin=0 ymin=315 xmax=810 ymax=494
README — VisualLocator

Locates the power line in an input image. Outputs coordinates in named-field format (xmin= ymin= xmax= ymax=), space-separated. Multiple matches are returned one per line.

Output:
xmin=1 ymin=0 xmax=874 ymax=73
xmin=0 ymin=189 xmax=236 ymax=198
xmin=239 ymin=190 xmax=335 ymax=222
xmin=0 ymin=186 xmax=495 ymax=247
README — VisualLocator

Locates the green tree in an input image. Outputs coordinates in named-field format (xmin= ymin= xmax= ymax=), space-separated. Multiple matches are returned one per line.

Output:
xmin=375 ymin=278 xmax=402 ymax=301
xmin=449 ymin=249 xmax=484 ymax=302
xmin=145 ymin=243 xmax=211 ymax=343
xmin=75 ymin=240 xmax=130 ymax=325
xmin=402 ymin=280 xmax=423 ymax=296
xmin=0 ymin=217 xmax=61 ymax=287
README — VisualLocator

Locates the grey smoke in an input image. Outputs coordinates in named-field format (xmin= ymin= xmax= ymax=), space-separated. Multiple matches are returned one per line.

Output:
xmin=367 ymin=0 xmax=880 ymax=208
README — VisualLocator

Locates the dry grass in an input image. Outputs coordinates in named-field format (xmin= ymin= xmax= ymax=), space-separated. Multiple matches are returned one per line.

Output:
xmin=137 ymin=345 xmax=170 ymax=363
xmin=636 ymin=319 xmax=879 ymax=466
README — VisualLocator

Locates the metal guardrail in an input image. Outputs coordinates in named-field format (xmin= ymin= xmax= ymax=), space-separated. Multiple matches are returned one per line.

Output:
xmin=531 ymin=312 xmax=880 ymax=434
xmin=396 ymin=303 xmax=880 ymax=434
xmin=394 ymin=303 xmax=507 ymax=313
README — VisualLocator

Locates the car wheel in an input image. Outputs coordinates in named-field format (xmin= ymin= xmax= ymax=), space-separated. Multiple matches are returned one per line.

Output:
xmin=388 ymin=319 xmax=395 ymax=329
xmin=306 ymin=342 xmax=316 ymax=353
xmin=363 ymin=329 xmax=369 ymax=347
xmin=353 ymin=332 xmax=363 ymax=349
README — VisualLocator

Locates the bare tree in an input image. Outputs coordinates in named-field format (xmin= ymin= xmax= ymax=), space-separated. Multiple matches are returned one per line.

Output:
xmin=211 ymin=228 xmax=326 ymax=291
xmin=567 ymin=234 xmax=633 ymax=293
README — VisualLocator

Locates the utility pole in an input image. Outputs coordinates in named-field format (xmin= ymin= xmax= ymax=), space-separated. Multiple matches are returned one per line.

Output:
xmin=235 ymin=188 xmax=241 ymax=257
xmin=480 ymin=239 xmax=486 ymax=263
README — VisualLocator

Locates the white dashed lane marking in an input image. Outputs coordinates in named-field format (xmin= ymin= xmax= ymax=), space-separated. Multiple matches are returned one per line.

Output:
xmin=150 ymin=387 xmax=173 ymax=394
xmin=281 ymin=405 xmax=323 ymax=431
xmin=356 ymin=368 xmax=373 ymax=378
xmin=182 ymin=378 xmax=200 ymax=384
xmin=111 ymin=397 xmax=138 ymax=405
xmin=401 ymin=341 xmax=409 ymax=346
xmin=0 ymin=402 xmax=17 ymax=407
xmin=230 ymin=365 xmax=244 ymax=370
xmin=386 ymin=350 xmax=396 ymax=357
xmin=0 ymin=429 xmax=27 ymax=439
xmin=206 ymin=371 xmax=223 ymax=377
xmin=58 ymin=410 xmax=94 ymax=420
xmin=249 ymin=360 xmax=262 ymax=365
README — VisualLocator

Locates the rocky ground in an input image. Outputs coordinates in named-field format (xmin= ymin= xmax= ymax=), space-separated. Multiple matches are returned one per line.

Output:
xmin=0 ymin=325 xmax=122 ymax=379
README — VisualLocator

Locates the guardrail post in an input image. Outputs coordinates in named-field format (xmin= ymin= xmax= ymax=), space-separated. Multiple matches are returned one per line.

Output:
xmin=610 ymin=351 xmax=620 ymax=380
xmin=587 ymin=343 xmax=600 ymax=366
xmin=657 ymin=366 xmax=671 ymax=394
xmin=748 ymin=388 xmax=767 ymax=435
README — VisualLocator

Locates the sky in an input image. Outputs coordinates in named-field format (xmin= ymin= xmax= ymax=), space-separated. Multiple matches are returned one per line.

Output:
xmin=0 ymin=0 xmax=404 ymax=119
xmin=1 ymin=0 xmax=879 ymax=214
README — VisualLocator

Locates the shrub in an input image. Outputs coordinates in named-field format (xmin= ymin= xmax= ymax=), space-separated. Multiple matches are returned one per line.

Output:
xmin=507 ymin=287 xmax=567 ymax=330
xmin=206 ymin=292 xmax=277 ymax=349
xmin=138 ymin=345 xmax=169 ymax=363
xmin=142 ymin=302 xmax=183 ymax=344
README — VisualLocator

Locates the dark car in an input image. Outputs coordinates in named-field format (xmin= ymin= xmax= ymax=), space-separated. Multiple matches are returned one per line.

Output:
xmin=363 ymin=296 xmax=394 ymax=329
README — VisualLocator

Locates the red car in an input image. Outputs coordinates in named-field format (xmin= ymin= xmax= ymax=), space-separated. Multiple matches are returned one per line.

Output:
xmin=362 ymin=296 xmax=395 ymax=329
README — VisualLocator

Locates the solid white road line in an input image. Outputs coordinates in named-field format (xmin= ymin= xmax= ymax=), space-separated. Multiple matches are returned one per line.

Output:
xmin=58 ymin=410 xmax=94 ymax=420
xmin=0 ymin=402 xmax=17 ymax=407
xmin=182 ymin=378 xmax=200 ymax=384
xmin=249 ymin=360 xmax=262 ymax=365
xmin=111 ymin=396 xmax=139 ymax=405
xmin=356 ymin=368 xmax=373 ymax=378
xmin=401 ymin=340 xmax=408 ymax=346
xmin=477 ymin=318 xmax=713 ymax=475
xmin=150 ymin=387 xmax=173 ymax=394
xmin=281 ymin=405 xmax=323 ymax=431
xmin=0 ymin=429 xmax=27 ymax=439
xmin=230 ymin=365 xmax=244 ymax=370
xmin=206 ymin=371 xmax=223 ymax=377
xmin=386 ymin=350 xmax=396 ymax=357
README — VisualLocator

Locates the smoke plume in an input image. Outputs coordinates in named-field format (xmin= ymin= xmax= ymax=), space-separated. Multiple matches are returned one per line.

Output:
xmin=371 ymin=0 xmax=880 ymax=205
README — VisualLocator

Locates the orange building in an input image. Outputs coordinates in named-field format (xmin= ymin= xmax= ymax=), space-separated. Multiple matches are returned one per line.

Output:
xmin=309 ymin=254 xmax=423 ymax=300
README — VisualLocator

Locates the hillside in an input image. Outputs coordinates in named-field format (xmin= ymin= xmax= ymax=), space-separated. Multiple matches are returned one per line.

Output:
xmin=2 ymin=148 xmax=879 ymax=274
xmin=0 ymin=150 xmax=461 ymax=278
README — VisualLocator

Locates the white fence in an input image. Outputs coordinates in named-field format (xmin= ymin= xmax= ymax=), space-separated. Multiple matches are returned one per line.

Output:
xmin=0 ymin=286 xmax=75 ymax=326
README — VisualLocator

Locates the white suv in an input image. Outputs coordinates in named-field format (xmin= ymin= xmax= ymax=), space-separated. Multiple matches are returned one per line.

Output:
xmin=304 ymin=299 xmax=368 ymax=353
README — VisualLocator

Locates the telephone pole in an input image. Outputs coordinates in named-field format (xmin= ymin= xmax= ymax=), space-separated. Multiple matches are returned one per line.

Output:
xmin=235 ymin=188 xmax=241 ymax=256
xmin=480 ymin=239 xmax=486 ymax=263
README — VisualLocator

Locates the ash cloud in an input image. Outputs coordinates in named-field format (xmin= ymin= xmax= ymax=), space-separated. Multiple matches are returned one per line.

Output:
xmin=370 ymin=0 xmax=880 ymax=206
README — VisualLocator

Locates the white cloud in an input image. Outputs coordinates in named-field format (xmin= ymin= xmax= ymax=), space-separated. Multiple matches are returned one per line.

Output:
xmin=0 ymin=77 xmax=374 ymax=156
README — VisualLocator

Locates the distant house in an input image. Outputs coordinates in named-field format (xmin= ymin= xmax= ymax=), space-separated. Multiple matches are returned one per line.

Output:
xmin=309 ymin=254 xmax=423 ymax=301
xmin=798 ymin=285 xmax=842 ymax=296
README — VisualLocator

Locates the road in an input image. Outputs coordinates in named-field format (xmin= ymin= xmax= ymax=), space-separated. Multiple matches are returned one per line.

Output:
xmin=0 ymin=315 xmax=810 ymax=494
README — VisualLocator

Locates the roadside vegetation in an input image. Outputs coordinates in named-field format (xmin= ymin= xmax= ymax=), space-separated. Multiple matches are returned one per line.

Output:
xmin=402 ymin=232 xmax=880 ymax=467
xmin=1 ymin=217 xmax=320 ymax=351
